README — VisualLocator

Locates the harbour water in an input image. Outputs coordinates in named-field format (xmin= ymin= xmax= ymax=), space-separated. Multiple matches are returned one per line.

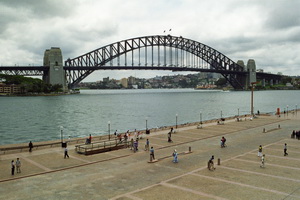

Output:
xmin=0 ymin=89 xmax=299 ymax=145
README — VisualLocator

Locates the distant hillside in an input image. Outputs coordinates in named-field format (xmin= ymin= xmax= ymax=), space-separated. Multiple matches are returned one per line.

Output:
xmin=0 ymin=74 xmax=63 ymax=93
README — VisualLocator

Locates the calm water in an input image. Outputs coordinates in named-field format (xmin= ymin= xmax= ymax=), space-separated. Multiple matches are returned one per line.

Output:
xmin=0 ymin=89 xmax=299 ymax=145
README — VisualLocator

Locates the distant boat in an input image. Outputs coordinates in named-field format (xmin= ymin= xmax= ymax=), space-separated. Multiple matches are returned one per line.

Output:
xmin=195 ymin=84 xmax=218 ymax=90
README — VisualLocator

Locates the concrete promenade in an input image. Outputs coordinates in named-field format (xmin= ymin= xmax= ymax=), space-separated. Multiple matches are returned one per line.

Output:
xmin=0 ymin=113 xmax=300 ymax=200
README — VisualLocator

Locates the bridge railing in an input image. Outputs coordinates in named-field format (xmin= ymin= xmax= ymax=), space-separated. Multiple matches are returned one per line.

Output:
xmin=0 ymin=135 xmax=110 ymax=155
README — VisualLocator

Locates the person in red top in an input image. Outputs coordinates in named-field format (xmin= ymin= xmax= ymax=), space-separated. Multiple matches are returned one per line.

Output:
xmin=220 ymin=137 xmax=226 ymax=148
xmin=89 ymin=134 xmax=92 ymax=144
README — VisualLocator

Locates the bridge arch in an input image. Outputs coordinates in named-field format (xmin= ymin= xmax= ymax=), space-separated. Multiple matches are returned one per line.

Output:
xmin=65 ymin=35 xmax=246 ymax=89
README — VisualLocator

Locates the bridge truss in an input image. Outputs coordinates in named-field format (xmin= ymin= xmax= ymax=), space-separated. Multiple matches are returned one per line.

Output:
xmin=65 ymin=35 xmax=246 ymax=89
xmin=0 ymin=66 xmax=47 ymax=76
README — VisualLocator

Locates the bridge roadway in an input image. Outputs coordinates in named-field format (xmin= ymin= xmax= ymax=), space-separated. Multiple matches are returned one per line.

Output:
xmin=0 ymin=114 xmax=299 ymax=199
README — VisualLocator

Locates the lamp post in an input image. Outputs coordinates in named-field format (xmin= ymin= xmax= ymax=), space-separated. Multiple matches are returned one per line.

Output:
xmin=200 ymin=111 xmax=203 ymax=128
xmin=176 ymin=114 xmax=178 ymax=129
xmin=287 ymin=105 xmax=289 ymax=117
xmin=200 ymin=111 xmax=202 ymax=124
xmin=250 ymin=82 xmax=257 ymax=116
xmin=108 ymin=121 xmax=111 ymax=140
xmin=60 ymin=126 xmax=64 ymax=144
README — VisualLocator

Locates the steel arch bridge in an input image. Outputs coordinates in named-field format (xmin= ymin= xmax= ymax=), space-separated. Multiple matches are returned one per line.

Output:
xmin=65 ymin=35 xmax=246 ymax=89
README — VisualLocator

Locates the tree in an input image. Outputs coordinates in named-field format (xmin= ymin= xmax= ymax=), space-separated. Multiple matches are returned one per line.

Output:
xmin=215 ymin=78 xmax=227 ymax=87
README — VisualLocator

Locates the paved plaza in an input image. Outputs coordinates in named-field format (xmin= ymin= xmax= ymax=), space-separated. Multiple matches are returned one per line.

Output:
xmin=0 ymin=113 xmax=300 ymax=200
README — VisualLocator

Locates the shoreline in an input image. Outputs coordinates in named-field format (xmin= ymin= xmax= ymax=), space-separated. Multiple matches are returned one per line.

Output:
xmin=0 ymin=113 xmax=266 ymax=152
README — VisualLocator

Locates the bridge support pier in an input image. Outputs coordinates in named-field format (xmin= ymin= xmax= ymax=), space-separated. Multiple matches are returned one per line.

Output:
xmin=43 ymin=47 xmax=67 ymax=92
xmin=262 ymin=79 xmax=265 ymax=87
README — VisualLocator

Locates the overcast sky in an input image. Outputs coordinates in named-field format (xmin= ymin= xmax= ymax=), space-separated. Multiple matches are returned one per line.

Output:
xmin=1 ymin=0 xmax=300 ymax=81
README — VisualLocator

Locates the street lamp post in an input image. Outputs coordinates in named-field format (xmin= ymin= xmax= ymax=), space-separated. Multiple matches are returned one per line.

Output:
xmin=60 ymin=126 xmax=64 ymax=143
xmin=176 ymin=114 xmax=178 ymax=129
xmin=108 ymin=121 xmax=111 ymax=140
xmin=250 ymin=82 xmax=257 ymax=116
xmin=200 ymin=111 xmax=202 ymax=123
xmin=200 ymin=111 xmax=202 ymax=128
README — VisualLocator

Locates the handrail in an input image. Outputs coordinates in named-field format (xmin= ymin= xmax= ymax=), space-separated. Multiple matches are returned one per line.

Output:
xmin=75 ymin=138 xmax=130 ymax=155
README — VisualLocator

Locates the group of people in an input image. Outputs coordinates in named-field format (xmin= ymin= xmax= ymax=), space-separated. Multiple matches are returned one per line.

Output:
xmin=148 ymin=146 xmax=178 ymax=163
xmin=11 ymin=158 xmax=21 ymax=175
xmin=130 ymin=138 xmax=139 ymax=152
xmin=291 ymin=130 xmax=300 ymax=139
xmin=258 ymin=143 xmax=288 ymax=168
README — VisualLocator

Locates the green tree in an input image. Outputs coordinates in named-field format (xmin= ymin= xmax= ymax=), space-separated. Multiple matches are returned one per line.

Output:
xmin=215 ymin=78 xmax=227 ymax=87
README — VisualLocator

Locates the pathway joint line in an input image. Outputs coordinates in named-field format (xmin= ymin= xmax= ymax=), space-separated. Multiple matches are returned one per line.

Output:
xmin=191 ymin=173 xmax=299 ymax=197
xmin=218 ymin=165 xmax=300 ymax=183
xmin=20 ymin=155 xmax=51 ymax=171
xmin=124 ymin=194 xmax=143 ymax=200
xmin=161 ymin=182 xmax=228 ymax=200
xmin=235 ymin=158 xmax=300 ymax=170
xmin=249 ymin=152 xmax=300 ymax=161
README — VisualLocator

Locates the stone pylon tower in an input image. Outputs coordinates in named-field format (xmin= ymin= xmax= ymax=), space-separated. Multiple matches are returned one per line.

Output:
xmin=237 ymin=59 xmax=257 ymax=89
xmin=247 ymin=59 xmax=257 ymax=87
xmin=43 ymin=47 xmax=67 ymax=92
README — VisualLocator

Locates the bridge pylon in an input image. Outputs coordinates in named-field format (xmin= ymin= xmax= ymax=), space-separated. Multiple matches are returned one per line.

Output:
xmin=236 ymin=59 xmax=257 ymax=89
xmin=43 ymin=47 xmax=67 ymax=92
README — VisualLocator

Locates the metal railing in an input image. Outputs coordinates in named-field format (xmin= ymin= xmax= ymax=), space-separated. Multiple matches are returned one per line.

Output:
xmin=75 ymin=138 xmax=130 ymax=155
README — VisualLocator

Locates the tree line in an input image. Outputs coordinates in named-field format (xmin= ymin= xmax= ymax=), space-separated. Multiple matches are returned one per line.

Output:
xmin=0 ymin=74 xmax=63 ymax=93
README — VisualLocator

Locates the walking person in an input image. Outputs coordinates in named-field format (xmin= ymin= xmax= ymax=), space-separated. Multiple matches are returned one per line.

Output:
xmin=28 ymin=141 xmax=33 ymax=152
xmin=145 ymin=139 xmax=149 ymax=151
xmin=220 ymin=136 xmax=226 ymax=148
xmin=64 ymin=147 xmax=69 ymax=159
xmin=258 ymin=145 xmax=262 ymax=157
xmin=16 ymin=158 xmax=21 ymax=173
xmin=168 ymin=131 xmax=172 ymax=143
xmin=11 ymin=160 xmax=15 ymax=175
xmin=150 ymin=147 xmax=155 ymax=161
xmin=208 ymin=155 xmax=215 ymax=171
xmin=172 ymin=149 xmax=178 ymax=163
xmin=284 ymin=143 xmax=288 ymax=156
xmin=260 ymin=154 xmax=265 ymax=168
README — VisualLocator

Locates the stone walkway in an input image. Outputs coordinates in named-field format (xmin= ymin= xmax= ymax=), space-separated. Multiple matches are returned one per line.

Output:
xmin=0 ymin=113 xmax=299 ymax=200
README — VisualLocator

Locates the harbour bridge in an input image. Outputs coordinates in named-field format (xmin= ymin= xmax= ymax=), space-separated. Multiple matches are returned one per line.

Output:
xmin=0 ymin=35 xmax=282 ymax=90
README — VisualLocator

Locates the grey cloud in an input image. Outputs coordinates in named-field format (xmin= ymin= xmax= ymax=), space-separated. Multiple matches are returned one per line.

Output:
xmin=0 ymin=0 xmax=76 ymax=36
xmin=263 ymin=1 xmax=300 ymax=30
xmin=0 ymin=0 xmax=74 ymax=18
